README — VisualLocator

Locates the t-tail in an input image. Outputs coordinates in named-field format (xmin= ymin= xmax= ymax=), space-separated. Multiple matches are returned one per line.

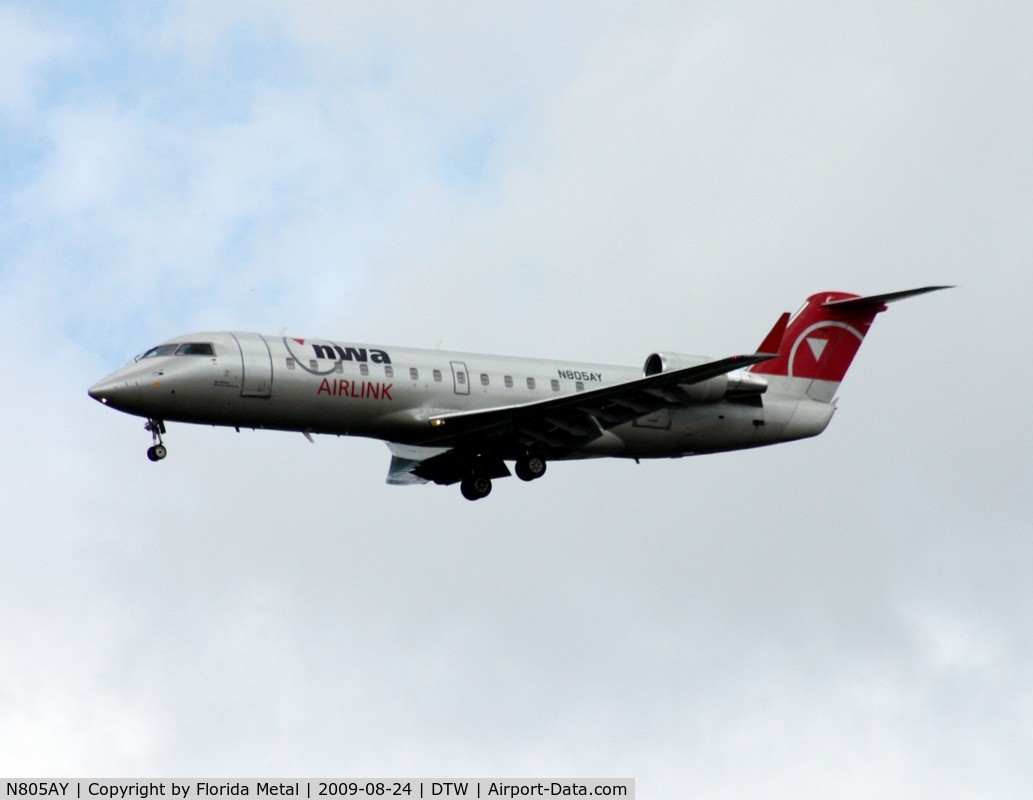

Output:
xmin=750 ymin=286 xmax=952 ymax=403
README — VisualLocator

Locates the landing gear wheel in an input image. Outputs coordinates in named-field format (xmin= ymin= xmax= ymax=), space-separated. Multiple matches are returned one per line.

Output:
xmin=144 ymin=418 xmax=167 ymax=462
xmin=460 ymin=475 xmax=492 ymax=501
xmin=515 ymin=455 xmax=547 ymax=482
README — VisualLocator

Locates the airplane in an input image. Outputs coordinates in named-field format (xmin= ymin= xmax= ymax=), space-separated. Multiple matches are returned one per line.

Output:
xmin=88 ymin=286 xmax=950 ymax=500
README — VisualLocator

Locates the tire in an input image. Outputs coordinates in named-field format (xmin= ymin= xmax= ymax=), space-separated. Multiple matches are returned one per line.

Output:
xmin=515 ymin=456 xmax=546 ymax=482
xmin=461 ymin=476 xmax=492 ymax=500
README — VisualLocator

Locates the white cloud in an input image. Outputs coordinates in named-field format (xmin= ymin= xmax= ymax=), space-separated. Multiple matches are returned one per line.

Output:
xmin=0 ymin=5 xmax=74 ymax=117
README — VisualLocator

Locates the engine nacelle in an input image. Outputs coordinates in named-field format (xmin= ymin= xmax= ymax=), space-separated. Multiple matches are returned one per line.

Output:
xmin=643 ymin=352 xmax=707 ymax=375
xmin=643 ymin=352 xmax=768 ymax=402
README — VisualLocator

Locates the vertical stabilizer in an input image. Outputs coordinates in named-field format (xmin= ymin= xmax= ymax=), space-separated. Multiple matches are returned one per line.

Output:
xmin=750 ymin=286 xmax=950 ymax=402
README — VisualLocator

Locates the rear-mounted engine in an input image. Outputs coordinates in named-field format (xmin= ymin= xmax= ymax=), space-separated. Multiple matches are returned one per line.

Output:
xmin=643 ymin=352 xmax=768 ymax=401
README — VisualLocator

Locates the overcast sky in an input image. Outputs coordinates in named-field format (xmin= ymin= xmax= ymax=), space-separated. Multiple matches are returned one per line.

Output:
xmin=2 ymin=1 xmax=1031 ymax=796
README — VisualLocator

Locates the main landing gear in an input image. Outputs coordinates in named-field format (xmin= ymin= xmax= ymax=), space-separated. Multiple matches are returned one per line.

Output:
xmin=145 ymin=418 xmax=167 ymax=462
xmin=515 ymin=455 xmax=547 ymax=482
xmin=459 ymin=456 xmax=547 ymax=501
xmin=460 ymin=475 xmax=493 ymax=501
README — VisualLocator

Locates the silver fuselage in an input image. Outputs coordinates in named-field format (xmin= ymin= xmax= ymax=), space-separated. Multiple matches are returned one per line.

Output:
xmin=88 ymin=331 xmax=832 ymax=460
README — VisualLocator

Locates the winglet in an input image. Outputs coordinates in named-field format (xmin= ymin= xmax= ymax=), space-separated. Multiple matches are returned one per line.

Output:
xmin=755 ymin=311 xmax=790 ymax=356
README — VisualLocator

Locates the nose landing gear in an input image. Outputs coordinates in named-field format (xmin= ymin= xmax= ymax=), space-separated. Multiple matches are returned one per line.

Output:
xmin=145 ymin=418 xmax=167 ymax=462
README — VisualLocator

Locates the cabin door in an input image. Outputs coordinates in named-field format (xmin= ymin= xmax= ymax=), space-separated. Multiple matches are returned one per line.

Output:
xmin=232 ymin=333 xmax=273 ymax=397
xmin=450 ymin=361 xmax=470 ymax=395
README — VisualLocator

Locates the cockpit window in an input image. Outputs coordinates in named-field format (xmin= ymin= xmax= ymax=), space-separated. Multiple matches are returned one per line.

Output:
xmin=139 ymin=344 xmax=179 ymax=359
xmin=176 ymin=343 xmax=215 ymax=356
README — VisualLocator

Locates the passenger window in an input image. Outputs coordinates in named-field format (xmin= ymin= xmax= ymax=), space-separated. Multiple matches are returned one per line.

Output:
xmin=527 ymin=377 xmax=536 ymax=390
xmin=480 ymin=373 xmax=489 ymax=387
xmin=576 ymin=381 xmax=585 ymax=392
xmin=433 ymin=369 xmax=442 ymax=382
xmin=286 ymin=358 xmax=296 ymax=370
xmin=504 ymin=375 xmax=513 ymax=388
xmin=551 ymin=379 xmax=560 ymax=392
xmin=410 ymin=367 xmax=419 ymax=381
xmin=385 ymin=365 xmax=394 ymax=378
xmin=334 ymin=361 xmax=343 ymax=373
xmin=360 ymin=364 xmax=369 ymax=376
xmin=457 ymin=372 xmax=467 ymax=385
xmin=309 ymin=360 xmax=318 ymax=370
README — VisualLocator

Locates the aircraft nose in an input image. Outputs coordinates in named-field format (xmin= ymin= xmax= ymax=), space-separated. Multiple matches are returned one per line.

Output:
xmin=88 ymin=376 xmax=124 ymax=405
xmin=88 ymin=373 xmax=147 ymax=411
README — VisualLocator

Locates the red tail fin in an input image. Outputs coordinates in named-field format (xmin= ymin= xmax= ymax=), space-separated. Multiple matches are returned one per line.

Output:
xmin=751 ymin=292 xmax=881 ymax=384
xmin=749 ymin=286 xmax=951 ymax=401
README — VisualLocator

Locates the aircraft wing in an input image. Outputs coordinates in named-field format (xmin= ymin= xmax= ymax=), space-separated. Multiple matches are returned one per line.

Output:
xmin=388 ymin=352 xmax=774 ymax=485
xmin=384 ymin=443 xmax=450 ymax=485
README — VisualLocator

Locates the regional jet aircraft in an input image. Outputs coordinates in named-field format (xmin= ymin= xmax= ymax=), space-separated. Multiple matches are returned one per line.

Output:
xmin=88 ymin=287 xmax=949 ymax=500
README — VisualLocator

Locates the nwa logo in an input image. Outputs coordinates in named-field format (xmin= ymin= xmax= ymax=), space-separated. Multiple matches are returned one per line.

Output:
xmin=284 ymin=338 xmax=392 ymax=376
xmin=307 ymin=341 xmax=392 ymax=364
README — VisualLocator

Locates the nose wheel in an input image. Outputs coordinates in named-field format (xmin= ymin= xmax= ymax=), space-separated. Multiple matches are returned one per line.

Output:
xmin=145 ymin=418 xmax=167 ymax=461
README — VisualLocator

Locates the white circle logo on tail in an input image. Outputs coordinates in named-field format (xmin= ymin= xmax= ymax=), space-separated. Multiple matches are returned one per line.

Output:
xmin=806 ymin=337 xmax=828 ymax=361
xmin=788 ymin=321 xmax=864 ymax=378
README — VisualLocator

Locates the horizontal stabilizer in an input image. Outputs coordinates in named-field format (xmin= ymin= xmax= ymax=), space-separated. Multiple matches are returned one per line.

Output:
xmin=823 ymin=285 xmax=953 ymax=310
